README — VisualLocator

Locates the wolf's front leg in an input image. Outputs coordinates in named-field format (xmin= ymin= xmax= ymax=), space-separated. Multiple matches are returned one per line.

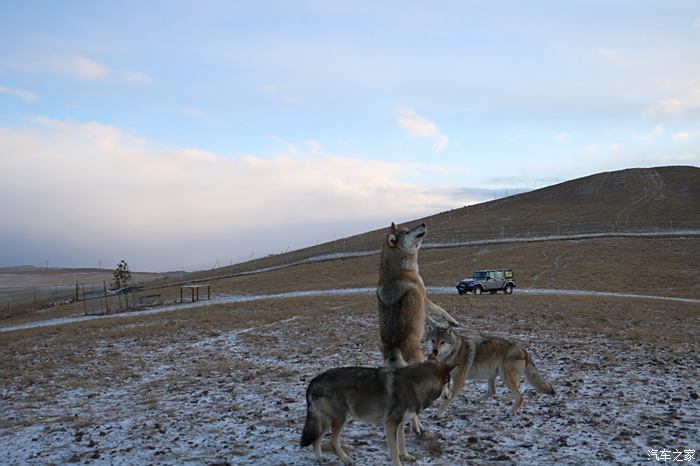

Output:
xmin=425 ymin=298 xmax=460 ymax=327
xmin=384 ymin=420 xmax=403 ymax=466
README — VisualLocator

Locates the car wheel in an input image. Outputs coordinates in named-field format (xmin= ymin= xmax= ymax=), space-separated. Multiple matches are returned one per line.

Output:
xmin=473 ymin=286 xmax=483 ymax=295
xmin=504 ymin=284 xmax=513 ymax=294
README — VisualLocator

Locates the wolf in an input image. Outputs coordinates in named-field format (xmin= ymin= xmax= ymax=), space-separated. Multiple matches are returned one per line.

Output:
xmin=300 ymin=359 xmax=455 ymax=466
xmin=425 ymin=323 xmax=555 ymax=415
xmin=377 ymin=222 xmax=460 ymax=369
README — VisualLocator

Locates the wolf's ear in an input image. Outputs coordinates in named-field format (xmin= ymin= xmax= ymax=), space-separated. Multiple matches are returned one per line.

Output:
xmin=425 ymin=317 xmax=435 ymax=334
xmin=447 ymin=327 xmax=454 ymax=336
xmin=387 ymin=233 xmax=397 ymax=248
xmin=390 ymin=222 xmax=397 ymax=233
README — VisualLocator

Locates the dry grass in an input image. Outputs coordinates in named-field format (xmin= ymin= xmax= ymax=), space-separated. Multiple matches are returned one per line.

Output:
xmin=1 ymin=292 xmax=697 ymax=464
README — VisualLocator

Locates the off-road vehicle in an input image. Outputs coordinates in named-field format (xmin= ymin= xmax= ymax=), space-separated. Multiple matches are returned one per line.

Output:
xmin=456 ymin=269 xmax=515 ymax=295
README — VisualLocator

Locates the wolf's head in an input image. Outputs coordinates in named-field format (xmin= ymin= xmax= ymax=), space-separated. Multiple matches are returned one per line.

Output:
xmin=425 ymin=323 xmax=459 ymax=362
xmin=383 ymin=222 xmax=427 ymax=257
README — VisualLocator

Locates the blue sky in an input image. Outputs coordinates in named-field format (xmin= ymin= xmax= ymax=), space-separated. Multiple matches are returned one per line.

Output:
xmin=1 ymin=1 xmax=699 ymax=271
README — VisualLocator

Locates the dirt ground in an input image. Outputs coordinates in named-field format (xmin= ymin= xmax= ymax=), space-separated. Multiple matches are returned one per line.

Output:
xmin=1 ymin=292 xmax=698 ymax=465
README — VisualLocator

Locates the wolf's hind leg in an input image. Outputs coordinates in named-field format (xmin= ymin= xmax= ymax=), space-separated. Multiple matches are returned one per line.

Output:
xmin=410 ymin=415 xmax=424 ymax=436
xmin=503 ymin=366 xmax=524 ymax=414
xmin=331 ymin=419 xmax=353 ymax=465
xmin=477 ymin=377 xmax=496 ymax=401
xmin=312 ymin=437 xmax=324 ymax=463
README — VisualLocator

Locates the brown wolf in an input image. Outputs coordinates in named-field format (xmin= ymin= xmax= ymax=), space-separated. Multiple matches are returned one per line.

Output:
xmin=300 ymin=359 xmax=454 ymax=466
xmin=377 ymin=222 xmax=459 ymax=369
xmin=426 ymin=323 xmax=555 ymax=415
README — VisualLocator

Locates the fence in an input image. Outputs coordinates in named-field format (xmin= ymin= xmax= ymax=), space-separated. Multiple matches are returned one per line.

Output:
xmin=1 ymin=281 xmax=154 ymax=318
xmin=3 ymin=220 xmax=699 ymax=318
xmin=81 ymin=285 xmax=154 ymax=316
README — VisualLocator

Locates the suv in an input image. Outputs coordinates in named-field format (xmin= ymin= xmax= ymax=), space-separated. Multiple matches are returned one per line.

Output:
xmin=457 ymin=269 xmax=515 ymax=295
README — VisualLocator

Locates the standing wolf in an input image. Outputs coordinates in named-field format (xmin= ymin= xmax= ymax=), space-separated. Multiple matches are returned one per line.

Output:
xmin=377 ymin=222 xmax=460 ymax=368
xmin=426 ymin=324 xmax=555 ymax=415
xmin=300 ymin=359 xmax=455 ymax=466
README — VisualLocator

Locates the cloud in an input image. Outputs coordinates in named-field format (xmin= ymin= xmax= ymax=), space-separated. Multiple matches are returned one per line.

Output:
xmin=672 ymin=131 xmax=698 ymax=141
xmin=646 ymin=88 xmax=700 ymax=116
xmin=0 ymin=85 xmax=38 ymax=101
xmin=695 ymin=16 xmax=700 ymax=28
xmin=395 ymin=108 xmax=449 ymax=152
xmin=554 ymin=132 xmax=571 ymax=142
xmin=47 ymin=55 xmax=108 ymax=80
xmin=0 ymin=119 xmax=470 ymax=270
xmin=121 ymin=70 xmax=153 ymax=85
xmin=650 ymin=125 xmax=664 ymax=136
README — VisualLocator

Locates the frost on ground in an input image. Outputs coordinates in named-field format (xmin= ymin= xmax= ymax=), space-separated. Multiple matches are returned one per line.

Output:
xmin=1 ymin=295 xmax=698 ymax=465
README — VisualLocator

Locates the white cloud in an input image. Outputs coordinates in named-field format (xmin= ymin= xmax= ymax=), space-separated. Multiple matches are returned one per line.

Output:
xmin=650 ymin=125 xmax=664 ymax=136
xmin=434 ymin=134 xmax=449 ymax=152
xmin=0 ymin=85 xmax=38 ymax=101
xmin=694 ymin=16 xmax=700 ymax=28
xmin=47 ymin=55 xmax=108 ymax=80
xmin=554 ymin=132 xmax=571 ymax=142
xmin=609 ymin=143 xmax=621 ymax=151
xmin=395 ymin=108 xmax=449 ymax=152
xmin=646 ymin=88 xmax=700 ymax=116
xmin=121 ymin=70 xmax=153 ymax=85
xmin=672 ymin=131 xmax=698 ymax=141
xmin=0 ymin=119 xmax=467 ymax=269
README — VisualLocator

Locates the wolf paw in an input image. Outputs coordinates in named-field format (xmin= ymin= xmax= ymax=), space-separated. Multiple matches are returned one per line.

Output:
xmin=401 ymin=453 xmax=417 ymax=462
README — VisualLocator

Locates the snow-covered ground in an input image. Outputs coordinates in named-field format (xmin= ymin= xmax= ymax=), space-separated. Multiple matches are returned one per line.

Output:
xmin=1 ymin=302 xmax=698 ymax=465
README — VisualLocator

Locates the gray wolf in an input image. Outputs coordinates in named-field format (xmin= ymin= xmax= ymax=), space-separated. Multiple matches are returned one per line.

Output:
xmin=300 ymin=359 xmax=455 ymax=466
xmin=377 ymin=222 xmax=459 ymax=369
xmin=426 ymin=323 xmax=555 ymax=415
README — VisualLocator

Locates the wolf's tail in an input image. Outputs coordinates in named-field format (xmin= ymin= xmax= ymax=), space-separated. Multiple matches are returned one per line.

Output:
xmin=524 ymin=351 xmax=555 ymax=395
xmin=300 ymin=399 xmax=323 ymax=448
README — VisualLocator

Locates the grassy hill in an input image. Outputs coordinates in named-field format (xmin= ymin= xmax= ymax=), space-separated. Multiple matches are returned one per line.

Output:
xmin=135 ymin=165 xmax=699 ymax=296
xmin=3 ymin=165 xmax=698 ymax=321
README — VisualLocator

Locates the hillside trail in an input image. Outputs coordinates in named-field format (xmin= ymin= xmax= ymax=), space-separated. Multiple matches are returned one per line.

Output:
xmin=1 ymin=286 xmax=698 ymax=334
xmin=614 ymin=168 xmax=666 ymax=225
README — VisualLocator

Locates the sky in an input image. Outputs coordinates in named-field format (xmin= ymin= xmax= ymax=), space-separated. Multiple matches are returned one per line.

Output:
xmin=1 ymin=1 xmax=699 ymax=272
